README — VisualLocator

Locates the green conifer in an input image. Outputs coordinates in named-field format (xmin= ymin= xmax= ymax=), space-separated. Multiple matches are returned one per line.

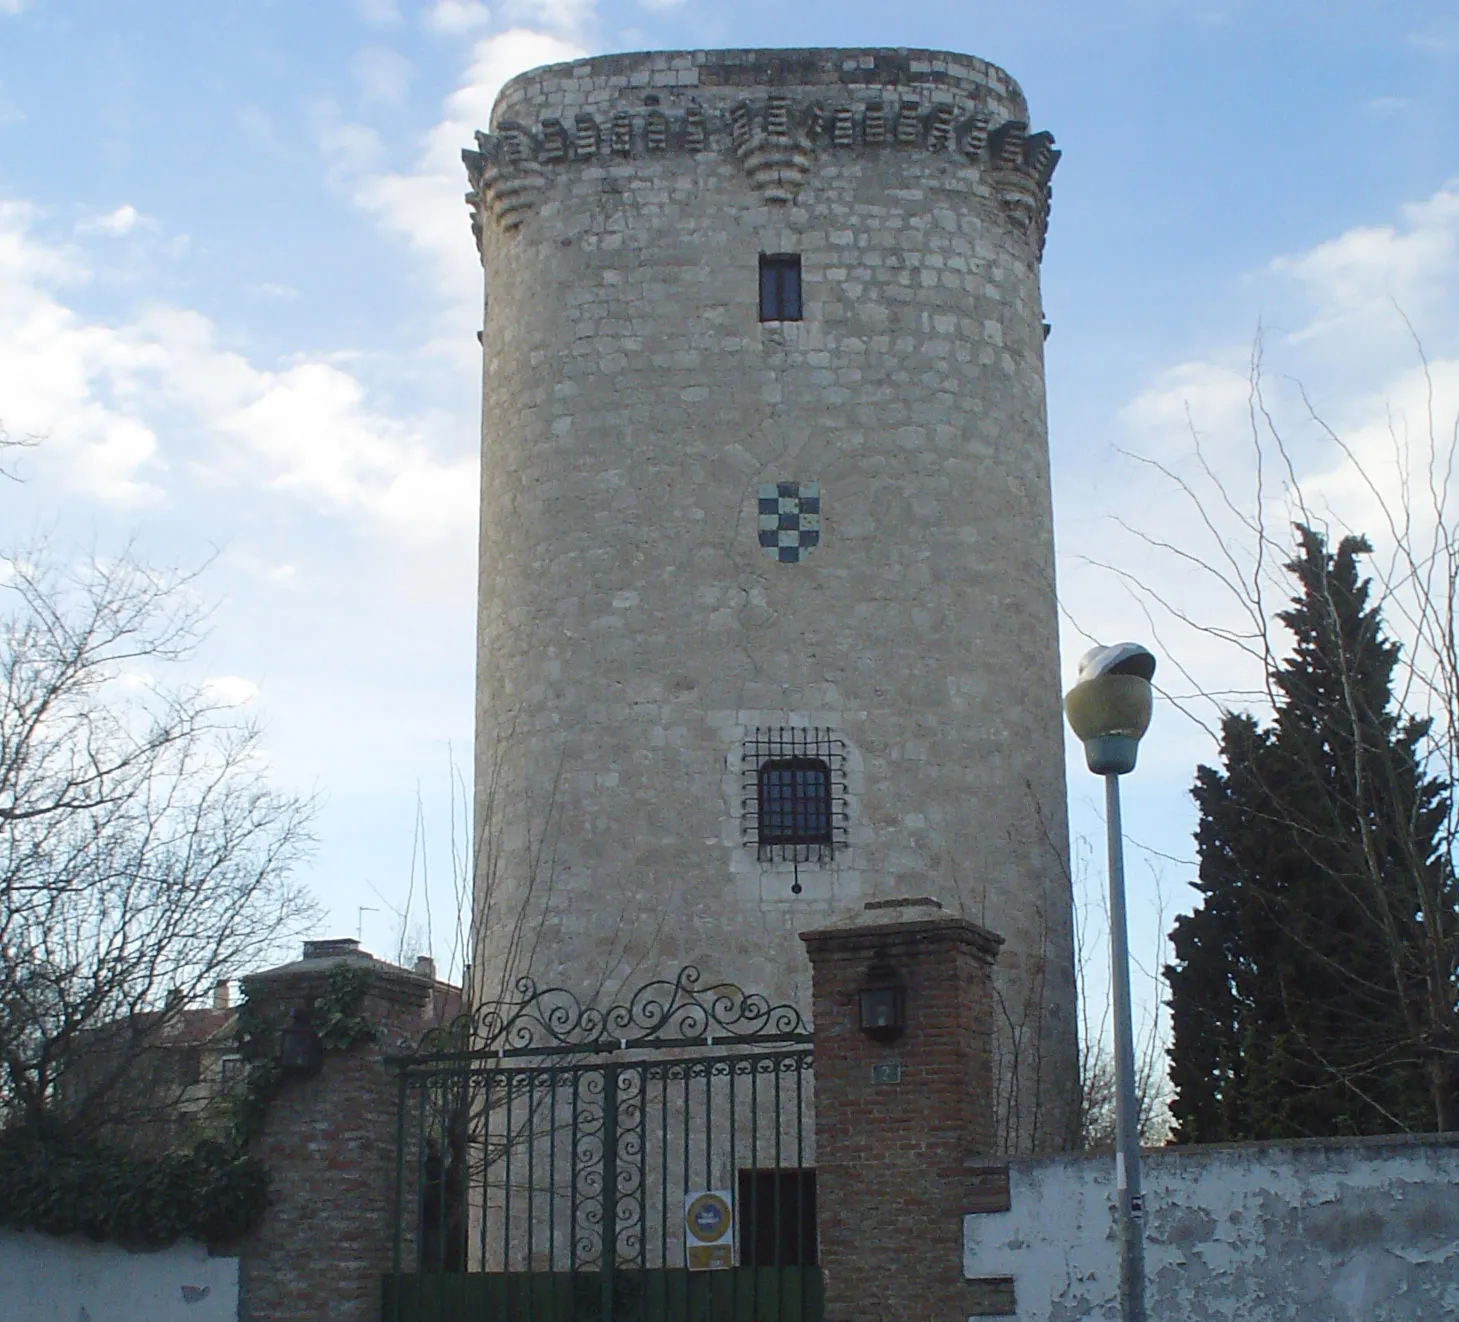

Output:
xmin=1168 ymin=527 xmax=1455 ymax=1139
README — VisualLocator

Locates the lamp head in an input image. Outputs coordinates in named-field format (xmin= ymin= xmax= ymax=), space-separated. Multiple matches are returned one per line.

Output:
xmin=1074 ymin=642 xmax=1157 ymax=684
xmin=1065 ymin=643 xmax=1157 ymax=775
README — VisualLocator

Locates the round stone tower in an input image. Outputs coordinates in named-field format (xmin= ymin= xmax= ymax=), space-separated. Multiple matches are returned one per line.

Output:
xmin=465 ymin=48 xmax=1074 ymax=1150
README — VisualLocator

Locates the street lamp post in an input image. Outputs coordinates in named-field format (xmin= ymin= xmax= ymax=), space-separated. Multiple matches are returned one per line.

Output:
xmin=1064 ymin=642 xmax=1157 ymax=1322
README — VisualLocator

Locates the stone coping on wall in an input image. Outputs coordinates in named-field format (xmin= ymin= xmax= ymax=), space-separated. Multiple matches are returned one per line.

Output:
xmin=492 ymin=47 xmax=1029 ymax=125
xmin=800 ymin=895 xmax=1005 ymax=962
xmin=1011 ymin=1127 xmax=1459 ymax=1167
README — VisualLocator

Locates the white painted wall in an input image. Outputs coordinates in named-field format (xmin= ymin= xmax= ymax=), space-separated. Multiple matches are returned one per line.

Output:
xmin=0 ymin=1229 xmax=237 ymax=1322
xmin=963 ymin=1134 xmax=1459 ymax=1321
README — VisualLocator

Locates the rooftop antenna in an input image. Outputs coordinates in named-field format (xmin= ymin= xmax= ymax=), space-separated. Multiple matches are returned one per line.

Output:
xmin=357 ymin=905 xmax=378 ymax=943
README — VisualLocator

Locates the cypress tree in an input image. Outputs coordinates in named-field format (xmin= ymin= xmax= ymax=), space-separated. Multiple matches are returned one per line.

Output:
xmin=1167 ymin=526 xmax=1455 ymax=1140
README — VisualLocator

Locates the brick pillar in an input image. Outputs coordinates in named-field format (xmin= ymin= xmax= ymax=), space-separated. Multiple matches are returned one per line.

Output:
xmin=800 ymin=897 xmax=1004 ymax=1322
xmin=236 ymin=942 xmax=432 ymax=1322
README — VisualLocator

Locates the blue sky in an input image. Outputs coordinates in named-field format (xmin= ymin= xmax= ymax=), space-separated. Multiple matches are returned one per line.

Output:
xmin=1 ymin=1 xmax=1456 ymax=1043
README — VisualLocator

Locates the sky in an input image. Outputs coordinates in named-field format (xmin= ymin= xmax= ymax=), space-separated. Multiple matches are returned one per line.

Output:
xmin=1 ymin=0 xmax=1456 ymax=1049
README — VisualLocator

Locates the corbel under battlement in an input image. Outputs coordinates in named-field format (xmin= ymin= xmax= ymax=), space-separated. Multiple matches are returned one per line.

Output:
xmin=462 ymin=92 xmax=1058 ymax=249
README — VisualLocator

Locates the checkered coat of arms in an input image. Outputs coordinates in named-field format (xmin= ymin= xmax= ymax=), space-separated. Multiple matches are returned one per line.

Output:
xmin=758 ymin=482 xmax=820 ymax=563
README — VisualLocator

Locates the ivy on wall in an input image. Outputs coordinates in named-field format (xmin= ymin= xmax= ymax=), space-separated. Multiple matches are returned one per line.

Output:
xmin=0 ymin=1133 xmax=267 ymax=1247
xmin=0 ymin=963 xmax=378 ymax=1247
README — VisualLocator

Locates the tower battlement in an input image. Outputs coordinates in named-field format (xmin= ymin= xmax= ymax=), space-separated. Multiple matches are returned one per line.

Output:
xmin=465 ymin=49 xmax=1057 ymax=241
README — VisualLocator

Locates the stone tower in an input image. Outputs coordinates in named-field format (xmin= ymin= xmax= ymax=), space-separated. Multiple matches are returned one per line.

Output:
xmin=465 ymin=48 xmax=1074 ymax=1150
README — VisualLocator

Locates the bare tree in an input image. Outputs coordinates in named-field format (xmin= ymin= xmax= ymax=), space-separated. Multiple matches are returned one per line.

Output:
xmin=1073 ymin=839 xmax=1172 ymax=1149
xmin=0 ymin=544 xmax=316 ymax=1142
xmin=0 ymin=421 xmax=39 ymax=485
xmin=1085 ymin=332 xmax=1459 ymax=1131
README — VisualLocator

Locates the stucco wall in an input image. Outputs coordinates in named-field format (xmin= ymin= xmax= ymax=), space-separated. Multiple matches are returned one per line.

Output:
xmin=0 ymin=1229 xmax=237 ymax=1322
xmin=962 ymin=1134 xmax=1459 ymax=1320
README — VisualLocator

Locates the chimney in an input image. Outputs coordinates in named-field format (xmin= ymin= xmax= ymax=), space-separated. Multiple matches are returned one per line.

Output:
xmin=414 ymin=955 xmax=436 ymax=982
xmin=213 ymin=980 xmax=230 ymax=1011
xmin=302 ymin=937 xmax=364 ymax=961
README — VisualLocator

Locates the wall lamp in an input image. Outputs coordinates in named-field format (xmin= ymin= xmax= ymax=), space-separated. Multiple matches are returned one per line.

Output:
xmin=278 ymin=1006 xmax=323 ymax=1077
xmin=858 ymin=960 xmax=906 ymax=1042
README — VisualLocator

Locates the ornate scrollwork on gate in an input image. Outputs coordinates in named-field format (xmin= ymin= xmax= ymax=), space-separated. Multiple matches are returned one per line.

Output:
xmin=395 ymin=968 xmax=815 ymax=1285
xmin=472 ymin=965 xmax=810 ymax=1054
xmin=571 ymin=1067 xmax=608 ymax=1269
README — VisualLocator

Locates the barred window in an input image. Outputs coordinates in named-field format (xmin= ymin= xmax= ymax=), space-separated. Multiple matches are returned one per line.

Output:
xmin=759 ymin=758 xmax=831 ymax=849
xmin=742 ymin=728 xmax=847 ymax=876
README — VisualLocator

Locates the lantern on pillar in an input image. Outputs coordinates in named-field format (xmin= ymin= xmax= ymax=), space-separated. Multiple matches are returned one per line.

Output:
xmin=278 ymin=1006 xmax=323 ymax=1077
xmin=858 ymin=960 xmax=906 ymax=1042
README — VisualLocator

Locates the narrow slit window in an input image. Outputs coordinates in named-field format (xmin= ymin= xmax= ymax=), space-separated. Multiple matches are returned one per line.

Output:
xmin=758 ymin=757 xmax=831 ymax=848
xmin=759 ymin=254 xmax=803 ymax=322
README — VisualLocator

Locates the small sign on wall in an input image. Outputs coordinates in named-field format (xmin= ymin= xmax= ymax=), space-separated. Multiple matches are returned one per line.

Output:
xmin=684 ymin=1190 xmax=734 ymax=1270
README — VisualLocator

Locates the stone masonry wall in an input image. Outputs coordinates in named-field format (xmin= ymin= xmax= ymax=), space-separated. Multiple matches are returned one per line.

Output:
xmin=802 ymin=900 xmax=1004 ymax=1321
xmin=469 ymin=47 xmax=1075 ymax=1153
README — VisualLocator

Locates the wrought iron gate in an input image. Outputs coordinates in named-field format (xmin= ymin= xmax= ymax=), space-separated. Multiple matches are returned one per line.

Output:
xmin=385 ymin=968 xmax=819 ymax=1322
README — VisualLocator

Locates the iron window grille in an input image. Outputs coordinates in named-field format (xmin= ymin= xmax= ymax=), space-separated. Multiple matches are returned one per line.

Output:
xmin=759 ymin=254 xmax=803 ymax=322
xmin=742 ymin=727 xmax=847 ymax=866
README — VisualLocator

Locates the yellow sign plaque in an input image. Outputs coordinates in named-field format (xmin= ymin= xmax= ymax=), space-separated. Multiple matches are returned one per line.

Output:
xmin=684 ymin=1190 xmax=734 ymax=1271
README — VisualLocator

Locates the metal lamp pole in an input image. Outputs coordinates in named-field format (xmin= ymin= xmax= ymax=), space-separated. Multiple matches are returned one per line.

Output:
xmin=1064 ymin=641 xmax=1156 ymax=1322
xmin=1104 ymin=768 xmax=1146 ymax=1322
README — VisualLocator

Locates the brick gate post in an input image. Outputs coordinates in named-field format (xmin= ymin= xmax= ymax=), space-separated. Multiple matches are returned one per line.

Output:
xmin=235 ymin=940 xmax=434 ymax=1322
xmin=801 ymin=897 xmax=1006 ymax=1322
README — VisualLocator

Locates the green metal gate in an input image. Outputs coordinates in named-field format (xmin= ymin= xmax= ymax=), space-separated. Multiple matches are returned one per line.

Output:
xmin=385 ymin=968 xmax=820 ymax=1322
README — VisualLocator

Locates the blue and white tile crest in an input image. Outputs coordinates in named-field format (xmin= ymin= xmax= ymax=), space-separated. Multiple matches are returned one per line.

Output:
xmin=757 ymin=482 xmax=820 ymax=563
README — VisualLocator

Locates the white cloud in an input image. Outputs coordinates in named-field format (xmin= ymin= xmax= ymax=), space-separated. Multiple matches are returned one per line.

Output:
xmin=250 ymin=281 xmax=300 ymax=300
xmin=499 ymin=0 xmax=595 ymax=41
xmin=353 ymin=48 xmax=414 ymax=108
xmin=76 ymin=203 xmax=149 ymax=236
xmin=0 ymin=204 xmax=163 ymax=503
xmin=0 ymin=0 xmax=30 ymax=15
xmin=354 ymin=0 xmax=401 ymax=25
xmin=235 ymin=104 xmax=297 ymax=159
xmin=427 ymin=1 xmax=494 ymax=33
xmin=0 ymin=202 xmax=476 ymax=539
xmin=135 ymin=307 xmax=477 ymax=536
xmin=1363 ymin=96 xmax=1410 ymax=118
xmin=314 ymin=109 xmax=386 ymax=181
xmin=203 ymin=675 xmax=260 ymax=707
xmin=1116 ymin=356 xmax=1253 ymax=459
xmin=1405 ymin=29 xmax=1459 ymax=56
xmin=334 ymin=26 xmax=584 ymax=359
xmin=1073 ymin=182 xmax=1459 ymax=758
xmin=1271 ymin=184 xmax=1459 ymax=345
xmin=1297 ymin=359 xmax=1459 ymax=535
xmin=638 ymin=0 xmax=685 ymax=9
xmin=0 ymin=79 xmax=22 ymax=128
